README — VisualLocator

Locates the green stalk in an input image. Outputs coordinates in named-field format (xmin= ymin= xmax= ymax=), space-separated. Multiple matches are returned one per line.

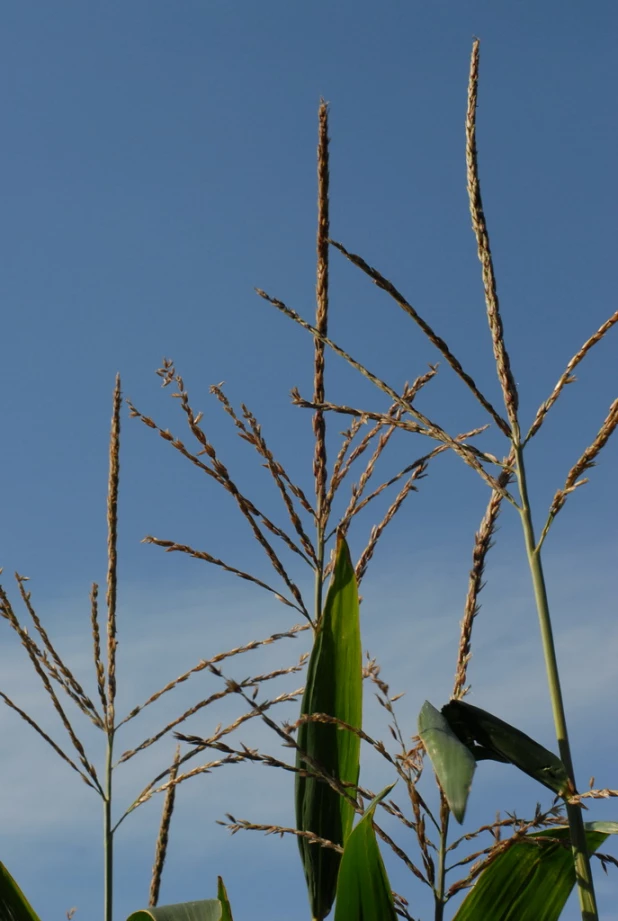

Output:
xmin=104 ymin=728 xmax=115 ymax=921
xmin=514 ymin=444 xmax=598 ymax=920
xmin=434 ymin=803 xmax=449 ymax=921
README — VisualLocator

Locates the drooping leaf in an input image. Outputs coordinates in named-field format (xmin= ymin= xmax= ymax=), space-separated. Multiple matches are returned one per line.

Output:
xmin=126 ymin=900 xmax=222 ymax=921
xmin=334 ymin=785 xmax=398 ymax=921
xmin=217 ymin=878 xmax=233 ymax=921
xmin=442 ymin=700 xmax=570 ymax=795
xmin=453 ymin=823 xmax=618 ymax=921
xmin=0 ymin=863 xmax=43 ymax=921
xmin=418 ymin=700 xmax=476 ymax=824
xmin=296 ymin=533 xmax=363 ymax=921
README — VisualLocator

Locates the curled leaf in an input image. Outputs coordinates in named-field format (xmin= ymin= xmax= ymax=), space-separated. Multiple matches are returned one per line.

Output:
xmin=126 ymin=900 xmax=222 ymax=921
xmin=442 ymin=700 xmax=569 ymax=795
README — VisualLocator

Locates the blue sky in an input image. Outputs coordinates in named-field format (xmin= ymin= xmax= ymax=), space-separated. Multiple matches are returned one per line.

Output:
xmin=1 ymin=2 xmax=617 ymax=919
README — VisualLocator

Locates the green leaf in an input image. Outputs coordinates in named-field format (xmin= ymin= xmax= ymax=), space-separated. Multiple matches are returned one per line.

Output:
xmin=217 ymin=878 xmax=233 ymax=921
xmin=418 ymin=700 xmax=476 ymax=824
xmin=453 ymin=823 xmax=617 ymax=921
xmin=334 ymin=785 xmax=398 ymax=921
xmin=442 ymin=700 xmax=570 ymax=796
xmin=126 ymin=901 xmax=222 ymax=921
xmin=586 ymin=821 xmax=618 ymax=835
xmin=296 ymin=533 xmax=363 ymax=921
xmin=0 ymin=863 xmax=43 ymax=921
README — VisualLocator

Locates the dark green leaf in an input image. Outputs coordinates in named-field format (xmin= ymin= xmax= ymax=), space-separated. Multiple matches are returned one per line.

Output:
xmin=296 ymin=533 xmax=363 ymax=921
xmin=442 ymin=700 xmax=569 ymax=795
xmin=334 ymin=785 xmax=398 ymax=921
xmin=418 ymin=700 xmax=476 ymax=824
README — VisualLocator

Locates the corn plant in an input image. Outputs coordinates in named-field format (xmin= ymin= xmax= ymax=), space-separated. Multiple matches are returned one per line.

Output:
xmin=219 ymin=39 xmax=618 ymax=921
xmin=0 ymin=105 xmax=437 ymax=921
xmin=1 ymin=38 xmax=617 ymax=921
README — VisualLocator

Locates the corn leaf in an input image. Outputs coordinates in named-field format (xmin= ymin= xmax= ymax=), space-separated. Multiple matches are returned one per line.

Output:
xmin=217 ymin=878 xmax=233 ymax=921
xmin=453 ymin=822 xmax=618 ymax=921
xmin=0 ymin=863 xmax=43 ymax=921
xmin=126 ymin=901 xmax=222 ymax=921
xmin=442 ymin=700 xmax=569 ymax=795
xmin=334 ymin=785 xmax=398 ymax=921
xmin=296 ymin=533 xmax=363 ymax=921
xmin=418 ymin=700 xmax=476 ymax=824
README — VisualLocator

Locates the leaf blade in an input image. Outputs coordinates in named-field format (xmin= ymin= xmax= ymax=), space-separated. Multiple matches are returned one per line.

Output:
xmin=296 ymin=533 xmax=363 ymax=921
xmin=334 ymin=785 xmax=398 ymax=921
xmin=453 ymin=825 xmax=615 ymax=921
xmin=418 ymin=700 xmax=476 ymax=824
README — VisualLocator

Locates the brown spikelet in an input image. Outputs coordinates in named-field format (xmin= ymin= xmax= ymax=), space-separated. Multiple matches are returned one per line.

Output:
xmin=258 ymin=290 xmax=515 ymax=499
xmin=329 ymin=374 xmax=436 ymax=525
xmin=538 ymin=399 xmax=618 ymax=547
xmin=209 ymin=383 xmax=317 ymax=558
xmin=292 ymin=392 xmax=427 ymax=435
xmin=330 ymin=239 xmax=511 ymax=438
xmin=241 ymin=403 xmax=317 ymax=564
xmin=325 ymin=417 xmax=364 ymax=509
xmin=324 ymin=372 xmax=436 ymax=516
xmin=141 ymin=536 xmax=306 ymax=615
xmin=218 ymin=815 xmax=422 ymax=908
xmin=453 ymin=455 xmax=514 ymax=699
xmin=314 ymin=100 xmax=330 ymax=532
xmin=568 ymin=789 xmax=618 ymax=805
xmin=560 ymin=398 xmax=618 ymax=492
xmin=466 ymin=41 xmax=519 ymax=432
xmin=15 ymin=575 xmax=103 ymax=729
xmin=526 ymin=308 xmax=618 ymax=442
xmin=336 ymin=382 xmax=418 ymax=535
xmin=221 ymin=816 xmax=343 ymax=851
xmin=90 ymin=583 xmax=108 ymax=717
xmin=117 ymin=658 xmax=307 ymax=766
xmin=117 ymin=621 xmax=308 ymax=727
xmin=355 ymin=466 xmax=427 ymax=585
xmin=212 ymin=382 xmax=315 ymax=512
xmin=292 ymin=392 xmax=511 ymax=505
xmin=129 ymin=368 xmax=312 ymax=623
xmin=106 ymin=375 xmax=121 ymax=728
xmin=337 ymin=426 xmax=487 ymax=543
xmin=0 ymin=689 xmax=98 ymax=790
xmin=124 ymin=686 xmax=305 ymax=816
xmin=336 ymin=448 xmax=433 ymax=541
xmin=446 ymin=807 xmax=561 ymax=897
xmin=0 ymin=584 xmax=102 ymax=793
xmin=149 ymin=745 xmax=181 ymax=907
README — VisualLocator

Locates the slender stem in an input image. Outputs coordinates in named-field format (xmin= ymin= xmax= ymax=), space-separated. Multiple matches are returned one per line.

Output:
xmin=434 ymin=796 xmax=449 ymax=921
xmin=104 ymin=728 xmax=115 ymax=921
xmin=314 ymin=527 xmax=325 ymax=626
xmin=104 ymin=376 xmax=121 ymax=921
xmin=514 ymin=444 xmax=598 ymax=920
